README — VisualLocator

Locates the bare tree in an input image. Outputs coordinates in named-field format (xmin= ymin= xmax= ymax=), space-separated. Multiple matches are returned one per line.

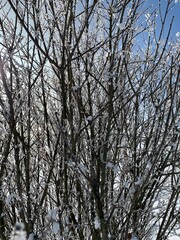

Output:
xmin=0 ymin=0 xmax=179 ymax=239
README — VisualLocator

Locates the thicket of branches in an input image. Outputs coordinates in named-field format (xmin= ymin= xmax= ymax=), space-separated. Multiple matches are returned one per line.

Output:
xmin=0 ymin=0 xmax=179 ymax=239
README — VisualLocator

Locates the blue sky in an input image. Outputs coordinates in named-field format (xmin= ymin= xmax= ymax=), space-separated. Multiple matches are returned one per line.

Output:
xmin=147 ymin=0 xmax=180 ymax=38
xmin=134 ymin=0 xmax=180 ymax=51
xmin=169 ymin=2 xmax=180 ymax=35
xmin=159 ymin=0 xmax=180 ymax=36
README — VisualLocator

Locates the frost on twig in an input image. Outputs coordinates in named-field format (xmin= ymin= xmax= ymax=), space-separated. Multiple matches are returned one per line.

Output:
xmin=10 ymin=223 xmax=27 ymax=240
